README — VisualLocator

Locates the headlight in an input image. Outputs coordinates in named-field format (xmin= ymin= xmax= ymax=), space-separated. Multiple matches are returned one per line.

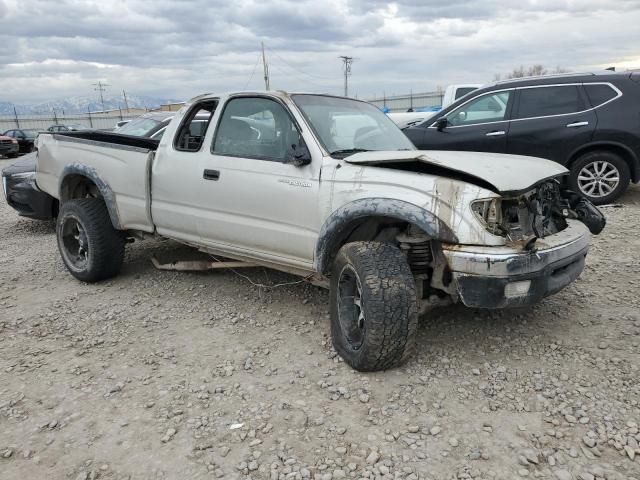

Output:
xmin=11 ymin=138 xmax=18 ymax=144
xmin=471 ymin=198 xmax=503 ymax=235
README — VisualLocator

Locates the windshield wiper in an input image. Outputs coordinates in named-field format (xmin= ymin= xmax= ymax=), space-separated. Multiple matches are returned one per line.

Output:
xmin=329 ymin=148 xmax=371 ymax=158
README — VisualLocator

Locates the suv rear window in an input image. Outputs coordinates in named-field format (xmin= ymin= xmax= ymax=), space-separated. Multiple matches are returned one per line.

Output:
xmin=584 ymin=84 xmax=618 ymax=107
xmin=515 ymin=85 xmax=585 ymax=119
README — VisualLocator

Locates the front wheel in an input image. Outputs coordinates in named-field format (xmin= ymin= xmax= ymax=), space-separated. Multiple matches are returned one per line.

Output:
xmin=569 ymin=151 xmax=630 ymax=205
xmin=56 ymin=198 xmax=125 ymax=282
xmin=330 ymin=242 xmax=418 ymax=372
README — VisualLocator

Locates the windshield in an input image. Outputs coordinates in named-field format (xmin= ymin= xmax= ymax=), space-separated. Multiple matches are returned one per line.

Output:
xmin=117 ymin=117 xmax=162 ymax=137
xmin=292 ymin=95 xmax=415 ymax=158
xmin=22 ymin=129 xmax=40 ymax=138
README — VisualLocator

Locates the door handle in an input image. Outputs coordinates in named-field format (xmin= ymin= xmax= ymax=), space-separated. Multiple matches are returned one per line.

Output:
xmin=566 ymin=121 xmax=589 ymax=128
xmin=485 ymin=130 xmax=506 ymax=137
xmin=203 ymin=169 xmax=220 ymax=181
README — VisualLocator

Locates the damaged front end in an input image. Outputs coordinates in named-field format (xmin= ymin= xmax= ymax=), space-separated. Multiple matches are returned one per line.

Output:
xmin=424 ymin=179 xmax=604 ymax=310
xmin=470 ymin=180 xmax=606 ymax=245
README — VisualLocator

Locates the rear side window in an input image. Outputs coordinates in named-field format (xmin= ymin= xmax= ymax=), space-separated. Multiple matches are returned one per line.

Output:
xmin=174 ymin=100 xmax=217 ymax=152
xmin=515 ymin=85 xmax=585 ymax=119
xmin=584 ymin=84 xmax=618 ymax=107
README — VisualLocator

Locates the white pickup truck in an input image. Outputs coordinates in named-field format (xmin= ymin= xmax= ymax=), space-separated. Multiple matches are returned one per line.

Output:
xmin=36 ymin=91 xmax=605 ymax=371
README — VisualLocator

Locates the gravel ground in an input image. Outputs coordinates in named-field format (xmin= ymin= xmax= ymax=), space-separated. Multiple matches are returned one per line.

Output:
xmin=1 ymin=155 xmax=639 ymax=480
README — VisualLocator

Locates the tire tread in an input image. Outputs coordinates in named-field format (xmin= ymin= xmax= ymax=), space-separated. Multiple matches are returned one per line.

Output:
xmin=330 ymin=241 xmax=418 ymax=371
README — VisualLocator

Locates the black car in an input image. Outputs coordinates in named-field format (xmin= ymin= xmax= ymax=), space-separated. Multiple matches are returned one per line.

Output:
xmin=404 ymin=71 xmax=640 ymax=204
xmin=3 ymin=128 xmax=41 ymax=154
xmin=0 ymin=134 xmax=20 ymax=158
xmin=2 ymin=152 xmax=57 ymax=220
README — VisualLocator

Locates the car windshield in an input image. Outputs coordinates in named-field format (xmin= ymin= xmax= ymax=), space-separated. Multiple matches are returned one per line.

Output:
xmin=292 ymin=94 xmax=415 ymax=158
xmin=117 ymin=117 xmax=162 ymax=137
xmin=22 ymin=129 xmax=39 ymax=138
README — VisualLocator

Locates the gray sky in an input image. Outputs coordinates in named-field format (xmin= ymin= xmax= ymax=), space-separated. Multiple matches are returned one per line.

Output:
xmin=1 ymin=0 xmax=639 ymax=103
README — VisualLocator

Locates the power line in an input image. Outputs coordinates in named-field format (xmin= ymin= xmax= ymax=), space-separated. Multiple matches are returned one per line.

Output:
xmin=243 ymin=53 xmax=262 ymax=90
xmin=265 ymin=46 xmax=336 ymax=81
xmin=265 ymin=53 xmax=339 ymax=92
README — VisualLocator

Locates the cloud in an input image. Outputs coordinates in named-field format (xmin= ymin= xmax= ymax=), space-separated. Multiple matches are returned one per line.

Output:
xmin=1 ymin=0 xmax=639 ymax=104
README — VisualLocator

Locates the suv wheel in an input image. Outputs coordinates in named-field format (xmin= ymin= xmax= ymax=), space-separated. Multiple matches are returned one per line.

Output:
xmin=56 ymin=198 xmax=126 ymax=282
xmin=569 ymin=151 xmax=630 ymax=205
xmin=330 ymin=242 xmax=418 ymax=371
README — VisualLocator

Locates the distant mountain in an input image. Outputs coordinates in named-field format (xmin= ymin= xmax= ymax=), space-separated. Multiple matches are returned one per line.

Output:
xmin=0 ymin=94 xmax=180 ymax=116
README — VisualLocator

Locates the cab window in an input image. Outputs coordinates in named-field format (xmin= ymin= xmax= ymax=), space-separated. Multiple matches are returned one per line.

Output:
xmin=174 ymin=100 xmax=217 ymax=152
xmin=212 ymin=97 xmax=304 ymax=162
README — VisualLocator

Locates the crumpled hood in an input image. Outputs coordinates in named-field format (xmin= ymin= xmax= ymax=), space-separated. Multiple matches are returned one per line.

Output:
xmin=344 ymin=150 xmax=568 ymax=194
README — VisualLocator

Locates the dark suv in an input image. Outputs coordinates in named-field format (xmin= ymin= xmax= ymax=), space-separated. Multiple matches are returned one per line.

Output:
xmin=404 ymin=71 xmax=640 ymax=204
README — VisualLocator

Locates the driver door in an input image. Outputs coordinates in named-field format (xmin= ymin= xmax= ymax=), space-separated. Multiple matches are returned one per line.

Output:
xmin=416 ymin=89 xmax=515 ymax=153
xmin=198 ymin=96 xmax=321 ymax=267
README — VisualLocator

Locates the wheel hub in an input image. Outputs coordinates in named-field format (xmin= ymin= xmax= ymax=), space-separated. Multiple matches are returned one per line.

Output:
xmin=337 ymin=265 xmax=365 ymax=349
xmin=61 ymin=216 xmax=89 ymax=270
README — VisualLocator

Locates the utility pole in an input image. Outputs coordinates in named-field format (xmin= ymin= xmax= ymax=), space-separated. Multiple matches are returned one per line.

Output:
xmin=261 ymin=42 xmax=270 ymax=90
xmin=92 ymin=80 xmax=110 ymax=112
xmin=122 ymin=90 xmax=130 ymax=111
xmin=339 ymin=56 xmax=353 ymax=97
xmin=13 ymin=106 xmax=20 ymax=128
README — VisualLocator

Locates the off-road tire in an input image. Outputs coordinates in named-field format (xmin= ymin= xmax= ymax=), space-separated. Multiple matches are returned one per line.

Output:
xmin=330 ymin=241 xmax=418 ymax=371
xmin=56 ymin=198 xmax=125 ymax=283
xmin=569 ymin=151 xmax=630 ymax=205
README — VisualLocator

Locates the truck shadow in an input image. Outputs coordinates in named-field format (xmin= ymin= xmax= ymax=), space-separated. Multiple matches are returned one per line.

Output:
xmin=2 ymin=217 xmax=56 ymax=236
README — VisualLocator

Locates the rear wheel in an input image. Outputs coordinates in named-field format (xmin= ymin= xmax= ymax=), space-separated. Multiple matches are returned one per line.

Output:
xmin=56 ymin=198 xmax=125 ymax=282
xmin=569 ymin=151 xmax=630 ymax=205
xmin=330 ymin=242 xmax=418 ymax=371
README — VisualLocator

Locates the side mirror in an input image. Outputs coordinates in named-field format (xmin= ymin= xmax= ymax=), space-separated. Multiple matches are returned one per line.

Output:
xmin=435 ymin=117 xmax=448 ymax=131
xmin=285 ymin=142 xmax=312 ymax=167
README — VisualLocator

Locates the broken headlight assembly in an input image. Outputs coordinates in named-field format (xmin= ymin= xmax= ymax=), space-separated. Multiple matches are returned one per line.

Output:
xmin=471 ymin=198 xmax=504 ymax=235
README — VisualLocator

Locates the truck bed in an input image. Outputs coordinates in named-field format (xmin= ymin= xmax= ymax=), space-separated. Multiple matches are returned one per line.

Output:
xmin=36 ymin=131 xmax=157 ymax=232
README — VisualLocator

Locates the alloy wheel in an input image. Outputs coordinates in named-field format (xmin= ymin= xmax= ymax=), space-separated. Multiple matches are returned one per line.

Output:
xmin=60 ymin=215 xmax=89 ymax=271
xmin=577 ymin=160 xmax=620 ymax=198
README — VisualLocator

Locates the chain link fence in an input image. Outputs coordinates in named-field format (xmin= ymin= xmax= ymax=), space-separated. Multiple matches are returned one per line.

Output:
xmin=366 ymin=91 xmax=444 ymax=112
xmin=0 ymin=111 xmax=146 ymax=133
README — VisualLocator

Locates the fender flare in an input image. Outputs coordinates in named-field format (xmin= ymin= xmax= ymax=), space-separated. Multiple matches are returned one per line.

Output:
xmin=59 ymin=163 xmax=121 ymax=229
xmin=314 ymin=198 xmax=458 ymax=274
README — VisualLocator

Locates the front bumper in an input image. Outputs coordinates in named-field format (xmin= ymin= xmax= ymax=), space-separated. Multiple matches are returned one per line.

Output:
xmin=441 ymin=220 xmax=590 ymax=308
xmin=2 ymin=172 xmax=56 ymax=220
